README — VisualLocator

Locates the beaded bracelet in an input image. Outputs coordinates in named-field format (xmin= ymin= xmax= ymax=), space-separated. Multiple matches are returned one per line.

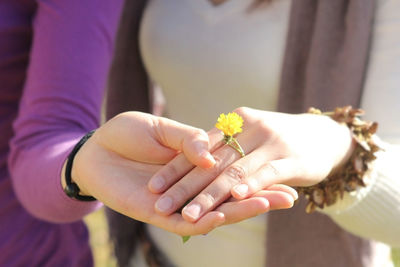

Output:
xmin=63 ymin=130 xmax=97 ymax=201
xmin=296 ymin=106 xmax=381 ymax=213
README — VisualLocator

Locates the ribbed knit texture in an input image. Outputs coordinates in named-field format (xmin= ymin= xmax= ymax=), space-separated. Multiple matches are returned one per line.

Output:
xmin=323 ymin=141 xmax=400 ymax=248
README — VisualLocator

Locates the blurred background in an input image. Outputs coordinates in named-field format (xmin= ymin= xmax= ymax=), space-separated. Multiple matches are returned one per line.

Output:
xmin=85 ymin=208 xmax=400 ymax=267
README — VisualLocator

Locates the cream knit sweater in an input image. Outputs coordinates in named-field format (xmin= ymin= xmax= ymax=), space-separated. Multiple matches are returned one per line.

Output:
xmin=137 ymin=0 xmax=400 ymax=266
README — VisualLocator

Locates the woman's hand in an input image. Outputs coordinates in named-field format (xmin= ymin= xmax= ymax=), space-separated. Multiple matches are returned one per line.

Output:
xmin=65 ymin=111 xmax=294 ymax=236
xmin=148 ymin=107 xmax=355 ymax=222
xmin=65 ymin=111 xmax=216 ymax=235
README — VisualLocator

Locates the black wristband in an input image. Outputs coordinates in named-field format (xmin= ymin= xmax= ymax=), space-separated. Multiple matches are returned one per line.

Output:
xmin=63 ymin=130 xmax=96 ymax=201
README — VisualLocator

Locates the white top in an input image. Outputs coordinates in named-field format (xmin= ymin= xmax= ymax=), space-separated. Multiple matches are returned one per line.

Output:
xmin=138 ymin=0 xmax=400 ymax=266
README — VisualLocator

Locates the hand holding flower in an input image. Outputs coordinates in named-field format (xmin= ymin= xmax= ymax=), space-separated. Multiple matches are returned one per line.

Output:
xmin=148 ymin=107 xmax=354 ymax=223
xmin=66 ymin=111 xmax=290 ymax=236
xmin=215 ymin=112 xmax=245 ymax=157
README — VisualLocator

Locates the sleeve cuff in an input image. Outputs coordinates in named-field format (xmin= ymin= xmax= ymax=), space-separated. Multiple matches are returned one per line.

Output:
xmin=319 ymin=142 xmax=400 ymax=247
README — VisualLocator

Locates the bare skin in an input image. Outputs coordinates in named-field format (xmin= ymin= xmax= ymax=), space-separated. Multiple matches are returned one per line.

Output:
xmin=61 ymin=111 xmax=296 ymax=236
xmin=148 ymin=107 xmax=354 ymax=222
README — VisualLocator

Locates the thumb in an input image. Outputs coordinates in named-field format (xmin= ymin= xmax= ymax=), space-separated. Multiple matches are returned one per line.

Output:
xmin=154 ymin=116 xmax=216 ymax=168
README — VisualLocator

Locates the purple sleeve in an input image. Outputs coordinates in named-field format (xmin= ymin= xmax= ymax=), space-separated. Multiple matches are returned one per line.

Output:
xmin=8 ymin=0 xmax=124 ymax=223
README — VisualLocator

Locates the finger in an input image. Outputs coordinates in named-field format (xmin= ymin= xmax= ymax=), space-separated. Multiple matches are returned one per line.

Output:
xmin=147 ymin=129 xmax=224 ymax=193
xmin=148 ymin=154 xmax=194 ymax=193
xmin=231 ymin=158 xmax=303 ymax=200
xmin=100 ymin=112 xmax=214 ymax=166
xmin=224 ymin=184 xmax=297 ymax=202
xmin=82 ymin=145 xmax=226 ymax=237
xmin=154 ymin=116 xmax=216 ymax=169
xmin=180 ymin=148 xmax=280 ymax=222
xmin=214 ymin=188 xmax=296 ymax=225
xmin=215 ymin=196 xmax=270 ymax=225
xmin=251 ymin=189 xmax=295 ymax=210
xmin=152 ymin=211 xmax=226 ymax=236
xmin=153 ymin=131 xmax=257 ymax=217
xmin=264 ymin=184 xmax=298 ymax=201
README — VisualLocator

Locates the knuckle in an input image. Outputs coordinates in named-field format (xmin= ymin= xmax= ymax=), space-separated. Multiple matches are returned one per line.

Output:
xmin=168 ymin=183 xmax=190 ymax=204
xmin=209 ymin=154 xmax=225 ymax=175
xmin=162 ymin=164 xmax=179 ymax=181
xmin=187 ymin=129 xmax=208 ymax=145
xmin=223 ymin=164 xmax=247 ymax=183
xmin=233 ymin=106 xmax=248 ymax=115
xmin=198 ymin=192 xmax=217 ymax=208
xmin=261 ymin=161 xmax=280 ymax=177
xmin=193 ymin=128 xmax=208 ymax=139
xmin=153 ymin=118 xmax=169 ymax=145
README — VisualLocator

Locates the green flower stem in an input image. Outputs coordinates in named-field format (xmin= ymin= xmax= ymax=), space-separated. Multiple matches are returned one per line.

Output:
xmin=224 ymin=135 xmax=245 ymax=157
xmin=182 ymin=235 xmax=191 ymax=243
xmin=179 ymin=199 xmax=193 ymax=244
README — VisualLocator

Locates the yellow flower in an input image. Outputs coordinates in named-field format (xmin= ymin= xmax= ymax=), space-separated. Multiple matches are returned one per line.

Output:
xmin=215 ymin=112 xmax=243 ymax=137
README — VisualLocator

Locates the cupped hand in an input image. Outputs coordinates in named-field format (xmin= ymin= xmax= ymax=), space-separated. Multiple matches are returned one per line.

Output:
xmin=148 ymin=107 xmax=355 ymax=222
xmin=66 ymin=111 xmax=291 ymax=236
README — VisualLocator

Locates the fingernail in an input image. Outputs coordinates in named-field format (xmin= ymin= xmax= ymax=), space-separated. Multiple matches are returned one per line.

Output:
xmin=150 ymin=176 xmax=165 ymax=191
xmin=200 ymin=151 xmax=216 ymax=167
xmin=234 ymin=184 xmax=249 ymax=197
xmin=156 ymin=196 xmax=173 ymax=213
xmin=293 ymin=190 xmax=299 ymax=200
xmin=183 ymin=203 xmax=201 ymax=220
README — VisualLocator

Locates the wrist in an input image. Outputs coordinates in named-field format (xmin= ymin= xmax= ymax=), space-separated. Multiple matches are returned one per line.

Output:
xmin=63 ymin=130 xmax=96 ymax=201
xmin=61 ymin=158 xmax=90 ymax=197
xmin=297 ymin=106 xmax=380 ymax=213
xmin=330 ymin=121 xmax=357 ymax=175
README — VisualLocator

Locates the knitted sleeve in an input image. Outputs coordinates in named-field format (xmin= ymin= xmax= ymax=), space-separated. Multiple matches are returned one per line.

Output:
xmin=320 ymin=0 xmax=400 ymax=248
